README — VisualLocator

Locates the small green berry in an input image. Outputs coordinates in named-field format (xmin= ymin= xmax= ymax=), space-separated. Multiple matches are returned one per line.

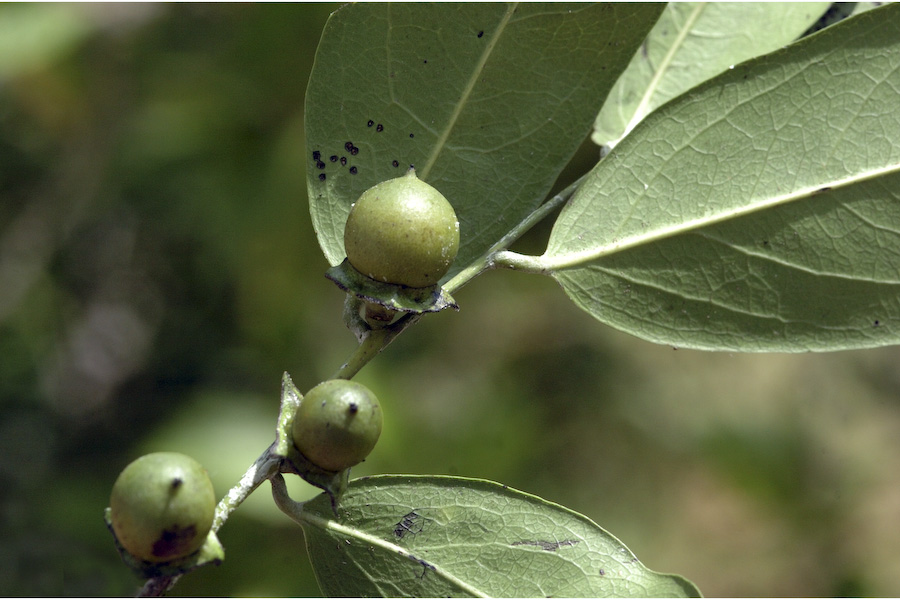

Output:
xmin=344 ymin=169 xmax=460 ymax=288
xmin=292 ymin=380 xmax=383 ymax=472
xmin=109 ymin=452 xmax=215 ymax=563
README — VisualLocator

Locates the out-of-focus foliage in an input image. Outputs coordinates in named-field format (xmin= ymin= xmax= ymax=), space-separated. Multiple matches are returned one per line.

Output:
xmin=1 ymin=4 xmax=899 ymax=597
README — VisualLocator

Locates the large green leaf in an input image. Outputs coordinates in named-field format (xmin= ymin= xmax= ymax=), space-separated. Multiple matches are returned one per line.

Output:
xmin=592 ymin=2 xmax=829 ymax=149
xmin=305 ymin=3 xmax=663 ymax=280
xmin=545 ymin=5 xmax=900 ymax=352
xmin=298 ymin=475 xmax=700 ymax=598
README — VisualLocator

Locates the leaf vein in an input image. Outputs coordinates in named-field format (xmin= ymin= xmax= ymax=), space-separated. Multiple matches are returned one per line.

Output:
xmin=419 ymin=3 xmax=518 ymax=179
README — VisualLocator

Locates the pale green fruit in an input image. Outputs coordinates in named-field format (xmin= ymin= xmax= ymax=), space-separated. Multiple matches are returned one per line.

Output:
xmin=292 ymin=380 xmax=383 ymax=472
xmin=109 ymin=452 xmax=215 ymax=563
xmin=344 ymin=169 xmax=460 ymax=288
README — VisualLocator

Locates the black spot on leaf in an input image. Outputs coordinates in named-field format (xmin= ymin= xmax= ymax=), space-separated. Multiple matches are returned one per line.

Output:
xmin=367 ymin=120 xmax=374 ymax=127
xmin=330 ymin=155 xmax=338 ymax=162
xmin=349 ymin=166 xmax=358 ymax=174
xmin=413 ymin=557 xmax=435 ymax=579
xmin=318 ymin=173 xmax=326 ymax=181
xmin=393 ymin=511 xmax=424 ymax=539
xmin=340 ymin=156 xmax=347 ymax=166
xmin=376 ymin=124 xmax=384 ymax=132
xmin=392 ymin=160 xmax=399 ymax=168
xmin=477 ymin=30 xmax=484 ymax=38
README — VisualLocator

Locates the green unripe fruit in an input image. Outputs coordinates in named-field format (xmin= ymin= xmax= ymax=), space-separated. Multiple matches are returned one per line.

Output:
xmin=109 ymin=452 xmax=216 ymax=563
xmin=344 ymin=169 xmax=460 ymax=288
xmin=292 ymin=380 xmax=383 ymax=472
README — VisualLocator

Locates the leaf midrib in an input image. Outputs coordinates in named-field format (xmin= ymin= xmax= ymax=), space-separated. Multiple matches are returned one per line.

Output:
xmin=419 ymin=3 xmax=518 ymax=180
xmin=300 ymin=508 xmax=490 ymax=597
xmin=544 ymin=161 xmax=900 ymax=271
xmin=619 ymin=2 xmax=706 ymax=145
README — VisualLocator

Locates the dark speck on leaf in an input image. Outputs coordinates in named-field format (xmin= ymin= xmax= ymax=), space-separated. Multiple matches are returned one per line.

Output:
xmin=316 ymin=161 xmax=325 ymax=169
xmin=477 ymin=30 xmax=484 ymax=38
xmin=330 ymin=155 xmax=338 ymax=162
xmin=376 ymin=124 xmax=384 ymax=132
xmin=350 ymin=147 xmax=359 ymax=156
xmin=340 ymin=156 xmax=347 ymax=166
xmin=318 ymin=173 xmax=326 ymax=181
xmin=392 ymin=160 xmax=399 ymax=168
xmin=312 ymin=150 xmax=321 ymax=161
xmin=367 ymin=120 xmax=374 ymax=127
xmin=423 ymin=59 xmax=428 ymax=64
xmin=349 ymin=166 xmax=358 ymax=175
xmin=394 ymin=511 xmax=424 ymax=539
xmin=874 ymin=320 xmax=881 ymax=326
xmin=345 ymin=142 xmax=354 ymax=152
xmin=348 ymin=402 xmax=359 ymax=414
xmin=409 ymin=133 xmax=414 ymax=138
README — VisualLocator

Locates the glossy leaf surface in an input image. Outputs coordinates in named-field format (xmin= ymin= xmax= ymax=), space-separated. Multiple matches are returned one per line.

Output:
xmin=305 ymin=3 xmax=663 ymax=280
xmin=300 ymin=475 xmax=700 ymax=598
xmin=548 ymin=5 xmax=900 ymax=352
xmin=593 ymin=2 xmax=829 ymax=149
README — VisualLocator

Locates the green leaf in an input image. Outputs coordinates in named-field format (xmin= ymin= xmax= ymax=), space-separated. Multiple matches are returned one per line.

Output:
xmin=546 ymin=4 xmax=900 ymax=352
xmin=852 ymin=3 xmax=885 ymax=17
xmin=592 ymin=2 xmax=830 ymax=149
xmin=298 ymin=475 xmax=700 ymax=598
xmin=305 ymin=3 xmax=663 ymax=281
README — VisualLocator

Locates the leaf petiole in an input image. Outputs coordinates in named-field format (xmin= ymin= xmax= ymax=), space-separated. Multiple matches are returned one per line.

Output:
xmin=444 ymin=173 xmax=587 ymax=292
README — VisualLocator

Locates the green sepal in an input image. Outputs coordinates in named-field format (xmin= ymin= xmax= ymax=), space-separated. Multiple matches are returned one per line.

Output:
xmin=274 ymin=372 xmax=303 ymax=458
xmin=103 ymin=507 xmax=224 ymax=578
xmin=326 ymin=258 xmax=457 ymax=314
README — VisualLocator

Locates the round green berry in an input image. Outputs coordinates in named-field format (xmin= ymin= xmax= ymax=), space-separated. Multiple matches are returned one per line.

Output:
xmin=344 ymin=169 xmax=460 ymax=288
xmin=109 ymin=452 xmax=215 ymax=563
xmin=292 ymin=380 xmax=383 ymax=472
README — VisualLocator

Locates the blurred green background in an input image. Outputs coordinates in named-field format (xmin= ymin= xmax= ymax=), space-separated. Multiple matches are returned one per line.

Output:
xmin=1 ymin=4 xmax=899 ymax=596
